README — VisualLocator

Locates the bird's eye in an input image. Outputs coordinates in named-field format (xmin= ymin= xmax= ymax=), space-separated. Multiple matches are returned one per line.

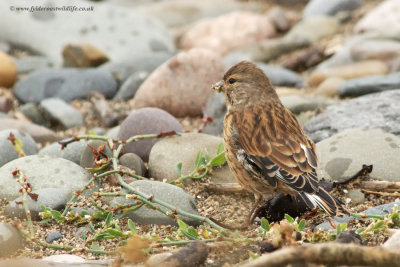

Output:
xmin=228 ymin=78 xmax=236 ymax=84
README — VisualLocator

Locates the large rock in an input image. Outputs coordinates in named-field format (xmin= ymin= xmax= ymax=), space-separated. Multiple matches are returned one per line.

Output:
xmin=149 ymin=133 xmax=235 ymax=183
xmin=304 ymin=90 xmax=400 ymax=142
xmin=338 ymin=72 xmax=400 ymax=97
xmin=257 ymin=63 xmax=303 ymax=88
xmin=0 ymin=51 xmax=17 ymax=87
xmin=133 ymin=49 xmax=225 ymax=117
xmin=354 ymin=0 xmax=400 ymax=34
xmin=316 ymin=128 xmax=400 ymax=182
xmin=0 ymin=118 xmax=57 ymax=143
xmin=0 ymin=0 xmax=174 ymax=65
xmin=0 ymin=155 xmax=95 ymax=200
xmin=111 ymin=180 xmax=201 ymax=226
xmin=303 ymin=0 xmax=361 ymax=18
xmin=203 ymin=92 xmax=226 ymax=135
xmin=179 ymin=12 xmax=276 ymax=56
xmin=117 ymin=108 xmax=183 ymax=162
xmin=0 ymin=129 xmax=38 ymax=167
xmin=13 ymin=68 xmax=117 ymax=104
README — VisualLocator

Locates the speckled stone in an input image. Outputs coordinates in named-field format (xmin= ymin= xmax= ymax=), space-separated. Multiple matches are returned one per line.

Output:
xmin=316 ymin=128 xmax=400 ymax=182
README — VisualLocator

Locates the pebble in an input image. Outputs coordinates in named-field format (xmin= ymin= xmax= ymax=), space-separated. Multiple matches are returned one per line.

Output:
xmin=119 ymin=153 xmax=146 ymax=176
xmin=0 ymin=222 xmax=24 ymax=257
xmin=117 ymin=107 xmax=183 ymax=162
xmin=346 ymin=189 xmax=365 ymax=205
xmin=18 ymin=103 xmax=47 ymax=126
xmin=43 ymin=254 xmax=86 ymax=264
xmin=383 ymin=230 xmax=400 ymax=250
xmin=280 ymin=95 xmax=333 ymax=114
xmin=13 ymin=56 xmax=53 ymax=74
xmin=133 ymin=49 xmax=226 ymax=117
xmin=354 ymin=0 xmax=400 ymax=34
xmin=284 ymin=15 xmax=340 ymax=44
xmin=307 ymin=60 xmax=388 ymax=87
xmin=304 ymin=90 xmax=400 ymax=142
xmin=350 ymin=39 xmax=400 ymax=63
xmin=316 ymin=128 xmax=400 ymax=182
xmin=149 ymin=133 xmax=235 ymax=183
xmin=266 ymin=7 xmax=298 ymax=33
xmin=225 ymin=37 xmax=309 ymax=63
xmin=45 ymin=232 xmax=63 ymax=244
xmin=257 ymin=63 xmax=303 ymax=87
xmin=179 ymin=12 xmax=276 ymax=56
xmin=0 ymin=0 xmax=174 ymax=65
xmin=111 ymin=180 xmax=201 ymax=226
xmin=0 ymin=129 xmax=38 ymax=168
xmin=315 ymin=77 xmax=345 ymax=98
xmin=99 ymin=52 xmax=172 ymax=84
xmin=203 ymin=92 xmax=226 ymax=135
xmin=13 ymin=68 xmax=117 ymax=104
xmin=113 ymin=71 xmax=148 ymax=101
xmin=62 ymin=43 xmax=109 ymax=68
xmin=0 ymin=51 xmax=17 ymax=87
xmin=0 ymin=155 xmax=96 ymax=200
xmin=0 ymin=96 xmax=13 ymax=113
xmin=40 ymin=98 xmax=84 ymax=129
xmin=303 ymin=0 xmax=361 ymax=18
xmin=0 ymin=118 xmax=57 ymax=143
xmin=338 ymin=72 xmax=400 ymax=98
xmin=39 ymin=141 xmax=89 ymax=165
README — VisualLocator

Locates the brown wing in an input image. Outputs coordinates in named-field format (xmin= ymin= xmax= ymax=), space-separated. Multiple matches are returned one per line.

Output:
xmin=231 ymin=103 xmax=319 ymax=193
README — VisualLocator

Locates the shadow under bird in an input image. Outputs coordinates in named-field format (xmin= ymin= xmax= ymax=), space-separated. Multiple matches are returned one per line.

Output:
xmin=212 ymin=61 xmax=347 ymax=229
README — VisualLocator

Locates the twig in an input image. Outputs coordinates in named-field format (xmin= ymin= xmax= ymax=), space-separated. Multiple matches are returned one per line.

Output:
xmin=361 ymin=189 xmax=400 ymax=197
xmin=204 ymin=183 xmax=245 ymax=193
xmin=240 ymin=243 xmax=400 ymax=267
xmin=360 ymin=181 xmax=400 ymax=192
xmin=334 ymin=164 xmax=373 ymax=185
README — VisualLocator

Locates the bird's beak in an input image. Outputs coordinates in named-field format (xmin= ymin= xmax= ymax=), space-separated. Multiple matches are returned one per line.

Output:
xmin=212 ymin=80 xmax=225 ymax=93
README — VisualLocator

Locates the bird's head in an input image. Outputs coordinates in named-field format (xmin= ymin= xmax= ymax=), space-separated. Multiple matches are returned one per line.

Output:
xmin=212 ymin=61 xmax=278 ymax=109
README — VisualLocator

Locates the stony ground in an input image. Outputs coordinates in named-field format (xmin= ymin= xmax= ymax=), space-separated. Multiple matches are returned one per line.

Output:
xmin=1 ymin=0 xmax=398 ymax=266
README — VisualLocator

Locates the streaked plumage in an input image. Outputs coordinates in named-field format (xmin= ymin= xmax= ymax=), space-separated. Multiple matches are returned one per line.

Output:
xmin=213 ymin=61 xmax=345 ymax=225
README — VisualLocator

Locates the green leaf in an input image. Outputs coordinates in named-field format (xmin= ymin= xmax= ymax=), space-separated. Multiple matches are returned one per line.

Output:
xmin=260 ymin=217 xmax=270 ymax=231
xmin=284 ymin=214 xmax=294 ymax=224
xmin=249 ymin=251 xmax=259 ymax=260
xmin=355 ymin=227 xmax=365 ymax=234
xmin=181 ymin=230 xmax=199 ymax=240
xmin=194 ymin=150 xmax=203 ymax=169
xmin=175 ymin=162 xmax=183 ymax=177
xmin=177 ymin=219 xmax=188 ymax=232
xmin=374 ymin=220 xmax=385 ymax=229
xmin=127 ymin=219 xmax=136 ymax=234
xmin=50 ymin=210 xmax=63 ymax=221
xmin=298 ymin=219 xmax=306 ymax=231
xmin=89 ymin=222 xmax=96 ymax=233
xmin=40 ymin=205 xmax=48 ymax=212
xmin=91 ymin=242 xmax=101 ymax=250
xmin=209 ymin=152 xmax=226 ymax=166
xmin=95 ymin=233 xmax=114 ymax=240
xmin=81 ymin=230 xmax=87 ymax=240
xmin=107 ymin=228 xmax=124 ymax=237
xmin=217 ymin=142 xmax=224 ymax=154
xmin=187 ymin=226 xmax=199 ymax=238
xmin=105 ymin=211 xmax=113 ymax=226
xmin=39 ymin=218 xmax=51 ymax=224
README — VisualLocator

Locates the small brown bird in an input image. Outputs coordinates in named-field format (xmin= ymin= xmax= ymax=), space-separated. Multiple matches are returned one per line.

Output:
xmin=213 ymin=61 xmax=346 ymax=228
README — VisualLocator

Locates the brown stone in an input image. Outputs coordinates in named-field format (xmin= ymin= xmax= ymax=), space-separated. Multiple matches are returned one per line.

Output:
xmin=62 ymin=43 xmax=109 ymax=67
xmin=133 ymin=49 xmax=225 ymax=117
xmin=0 ymin=51 xmax=17 ymax=88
